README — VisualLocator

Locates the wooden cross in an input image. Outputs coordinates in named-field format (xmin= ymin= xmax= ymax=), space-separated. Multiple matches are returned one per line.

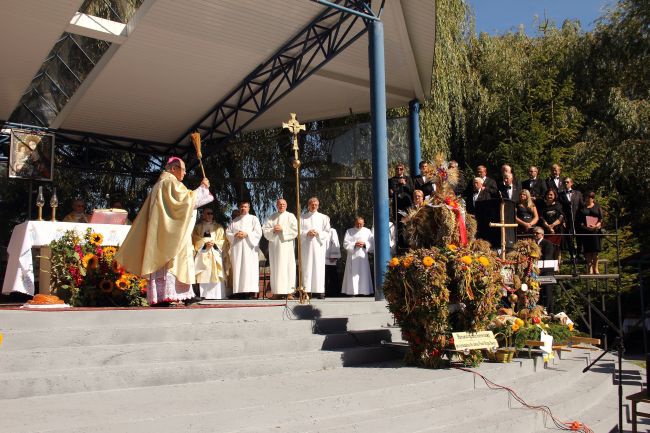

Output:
xmin=489 ymin=199 xmax=518 ymax=260
xmin=282 ymin=113 xmax=306 ymax=159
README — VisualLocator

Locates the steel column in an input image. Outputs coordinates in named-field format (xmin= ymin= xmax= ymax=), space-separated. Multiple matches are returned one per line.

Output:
xmin=408 ymin=99 xmax=421 ymax=175
xmin=369 ymin=20 xmax=389 ymax=301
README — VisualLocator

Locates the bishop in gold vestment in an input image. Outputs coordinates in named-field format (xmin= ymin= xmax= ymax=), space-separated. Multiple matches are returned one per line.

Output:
xmin=115 ymin=157 xmax=213 ymax=305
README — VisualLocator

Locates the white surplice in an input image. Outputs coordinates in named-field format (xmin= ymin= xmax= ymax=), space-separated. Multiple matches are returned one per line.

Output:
xmin=341 ymin=227 xmax=374 ymax=295
xmin=371 ymin=222 xmax=396 ymax=256
xmin=300 ymin=211 xmax=330 ymax=294
xmin=262 ymin=211 xmax=298 ymax=295
xmin=226 ymin=214 xmax=262 ymax=293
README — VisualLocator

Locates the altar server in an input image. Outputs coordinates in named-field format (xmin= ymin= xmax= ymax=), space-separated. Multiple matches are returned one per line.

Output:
xmin=342 ymin=216 xmax=374 ymax=296
xmin=115 ymin=157 xmax=213 ymax=305
xmin=301 ymin=197 xmax=331 ymax=298
xmin=192 ymin=208 xmax=227 ymax=299
xmin=226 ymin=201 xmax=263 ymax=298
xmin=262 ymin=198 xmax=298 ymax=297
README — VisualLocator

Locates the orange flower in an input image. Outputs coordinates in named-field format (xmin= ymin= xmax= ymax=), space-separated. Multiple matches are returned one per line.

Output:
xmin=89 ymin=232 xmax=103 ymax=246
xmin=82 ymin=253 xmax=99 ymax=270
xmin=99 ymin=279 xmax=114 ymax=293
xmin=460 ymin=255 xmax=472 ymax=265
xmin=422 ymin=256 xmax=434 ymax=267
xmin=512 ymin=323 xmax=520 ymax=332
xmin=402 ymin=256 xmax=414 ymax=268
xmin=478 ymin=256 xmax=490 ymax=267
xmin=112 ymin=260 xmax=124 ymax=275
xmin=115 ymin=277 xmax=130 ymax=291
xmin=388 ymin=257 xmax=400 ymax=268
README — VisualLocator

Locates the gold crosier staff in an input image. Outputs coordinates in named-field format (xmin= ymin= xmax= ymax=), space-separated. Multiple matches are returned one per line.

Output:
xmin=282 ymin=113 xmax=309 ymax=304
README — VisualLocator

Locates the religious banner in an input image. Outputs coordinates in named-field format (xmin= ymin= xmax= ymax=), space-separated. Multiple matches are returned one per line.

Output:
xmin=8 ymin=129 xmax=54 ymax=181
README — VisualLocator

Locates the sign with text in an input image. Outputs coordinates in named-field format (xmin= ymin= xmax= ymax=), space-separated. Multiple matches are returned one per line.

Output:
xmin=452 ymin=331 xmax=498 ymax=351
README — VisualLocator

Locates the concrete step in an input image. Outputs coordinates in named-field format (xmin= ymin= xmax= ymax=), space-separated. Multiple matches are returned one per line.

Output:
xmin=0 ymin=345 xmax=400 ymax=400
xmin=0 ymin=359 xmax=535 ymax=433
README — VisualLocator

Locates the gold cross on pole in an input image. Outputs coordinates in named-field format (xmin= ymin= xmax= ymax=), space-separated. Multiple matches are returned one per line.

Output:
xmin=489 ymin=199 xmax=519 ymax=260
xmin=282 ymin=113 xmax=306 ymax=160
xmin=282 ymin=113 xmax=308 ymax=303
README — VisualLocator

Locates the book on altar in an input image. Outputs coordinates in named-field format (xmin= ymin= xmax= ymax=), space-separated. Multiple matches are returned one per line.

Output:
xmin=89 ymin=208 xmax=128 ymax=225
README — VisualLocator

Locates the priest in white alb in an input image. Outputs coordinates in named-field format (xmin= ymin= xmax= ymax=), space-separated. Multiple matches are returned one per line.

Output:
xmin=226 ymin=201 xmax=262 ymax=298
xmin=192 ymin=208 xmax=227 ymax=299
xmin=115 ymin=157 xmax=213 ymax=305
xmin=342 ymin=216 xmax=374 ymax=296
xmin=300 ymin=197 xmax=330 ymax=298
xmin=262 ymin=198 xmax=298 ymax=298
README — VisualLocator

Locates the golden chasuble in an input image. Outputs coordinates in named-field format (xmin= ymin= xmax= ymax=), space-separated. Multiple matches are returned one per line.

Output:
xmin=115 ymin=171 xmax=196 ymax=283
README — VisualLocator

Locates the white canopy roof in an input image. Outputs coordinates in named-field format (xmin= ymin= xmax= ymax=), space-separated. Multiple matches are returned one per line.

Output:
xmin=1 ymin=0 xmax=435 ymax=147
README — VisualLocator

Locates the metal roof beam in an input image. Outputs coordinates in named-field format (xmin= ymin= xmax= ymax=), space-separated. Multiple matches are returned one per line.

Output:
xmin=174 ymin=0 xmax=372 ymax=162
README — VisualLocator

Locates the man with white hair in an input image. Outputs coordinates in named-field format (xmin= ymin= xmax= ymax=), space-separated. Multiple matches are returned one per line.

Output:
xmin=300 ymin=197 xmax=331 ymax=299
xmin=465 ymin=177 xmax=492 ymax=214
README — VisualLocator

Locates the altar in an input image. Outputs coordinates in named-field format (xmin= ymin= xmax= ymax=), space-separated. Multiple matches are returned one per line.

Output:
xmin=2 ymin=221 xmax=131 ymax=296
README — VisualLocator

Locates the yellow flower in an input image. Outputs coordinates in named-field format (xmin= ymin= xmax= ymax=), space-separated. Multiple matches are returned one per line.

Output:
xmin=103 ymin=246 xmax=117 ymax=257
xmin=460 ymin=255 xmax=472 ymax=265
xmin=89 ymin=232 xmax=104 ymax=246
xmin=568 ymin=323 xmax=574 ymax=332
xmin=478 ymin=256 xmax=490 ymax=267
xmin=99 ymin=279 xmax=114 ymax=293
xmin=447 ymin=244 xmax=458 ymax=251
xmin=82 ymin=253 xmax=98 ymax=270
xmin=515 ymin=318 xmax=524 ymax=327
xmin=115 ymin=277 xmax=130 ymax=291
xmin=422 ymin=256 xmax=434 ymax=267
xmin=402 ymin=256 xmax=414 ymax=268
xmin=389 ymin=257 xmax=400 ymax=268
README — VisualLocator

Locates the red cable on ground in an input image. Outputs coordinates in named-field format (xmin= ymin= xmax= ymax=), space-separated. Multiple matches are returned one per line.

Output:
xmin=453 ymin=366 xmax=593 ymax=433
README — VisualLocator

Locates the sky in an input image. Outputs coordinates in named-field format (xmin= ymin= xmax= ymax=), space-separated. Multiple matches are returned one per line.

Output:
xmin=467 ymin=0 xmax=614 ymax=35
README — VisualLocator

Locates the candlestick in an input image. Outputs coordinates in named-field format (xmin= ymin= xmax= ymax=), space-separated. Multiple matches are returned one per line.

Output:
xmin=50 ymin=188 xmax=58 ymax=222
xmin=36 ymin=186 xmax=45 ymax=221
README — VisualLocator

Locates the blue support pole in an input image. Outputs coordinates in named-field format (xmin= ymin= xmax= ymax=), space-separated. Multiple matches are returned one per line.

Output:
xmin=408 ymin=99 xmax=421 ymax=176
xmin=369 ymin=20 xmax=389 ymax=301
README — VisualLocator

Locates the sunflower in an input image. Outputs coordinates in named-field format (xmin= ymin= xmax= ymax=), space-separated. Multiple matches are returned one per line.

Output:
xmin=460 ymin=255 xmax=473 ymax=265
xmin=103 ymin=246 xmax=117 ymax=257
xmin=82 ymin=253 xmax=99 ymax=270
xmin=89 ymin=232 xmax=103 ymax=246
xmin=115 ymin=277 xmax=130 ymax=291
xmin=99 ymin=279 xmax=114 ymax=293
xmin=478 ymin=256 xmax=490 ymax=267
xmin=422 ymin=256 xmax=434 ymax=267
xmin=138 ymin=278 xmax=148 ymax=294
xmin=388 ymin=257 xmax=400 ymax=268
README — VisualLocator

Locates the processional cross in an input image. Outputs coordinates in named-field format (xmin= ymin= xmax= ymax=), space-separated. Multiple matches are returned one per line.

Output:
xmin=282 ymin=113 xmax=309 ymax=304
xmin=489 ymin=199 xmax=518 ymax=260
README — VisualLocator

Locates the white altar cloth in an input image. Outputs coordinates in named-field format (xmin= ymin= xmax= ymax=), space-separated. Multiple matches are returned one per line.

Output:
xmin=2 ymin=221 xmax=131 ymax=296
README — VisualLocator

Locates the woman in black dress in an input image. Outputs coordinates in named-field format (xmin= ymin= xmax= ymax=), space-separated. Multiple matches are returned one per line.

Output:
xmin=538 ymin=189 xmax=565 ymax=259
xmin=577 ymin=191 xmax=603 ymax=274
xmin=515 ymin=189 xmax=539 ymax=234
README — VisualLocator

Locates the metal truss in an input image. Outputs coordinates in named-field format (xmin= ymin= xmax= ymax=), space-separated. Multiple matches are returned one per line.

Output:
xmin=0 ymin=121 xmax=167 ymax=176
xmin=174 ymin=0 xmax=375 ymax=163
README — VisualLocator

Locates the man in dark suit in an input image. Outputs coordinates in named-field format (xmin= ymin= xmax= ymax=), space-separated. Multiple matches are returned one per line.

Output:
xmin=558 ymin=177 xmax=583 ymax=258
xmin=521 ymin=165 xmax=547 ymax=202
xmin=412 ymin=160 xmax=435 ymax=197
xmin=465 ymin=177 xmax=492 ymax=215
xmin=545 ymin=164 xmax=566 ymax=195
xmin=534 ymin=226 xmax=556 ymax=260
xmin=497 ymin=173 xmax=521 ymax=202
xmin=476 ymin=165 xmax=498 ymax=197
xmin=388 ymin=163 xmax=413 ymax=251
